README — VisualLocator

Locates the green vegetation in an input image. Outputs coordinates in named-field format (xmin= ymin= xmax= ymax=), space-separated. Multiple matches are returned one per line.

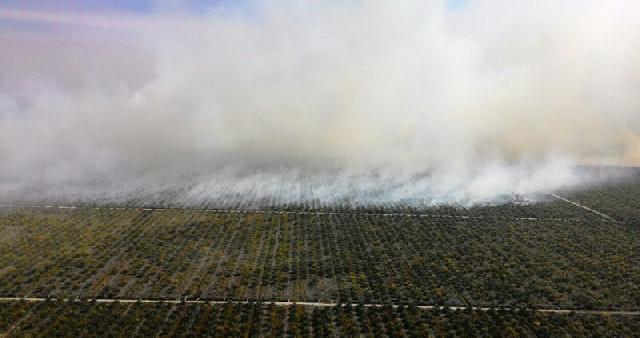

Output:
xmin=2 ymin=174 xmax=640 ymax=336
xmin=2 ymin=301 xmax=638 ymax=337
xmin=567 ymin=179 xmax=640 ymax=225
xmin=1 ymin=206 xmax=638 ymax=309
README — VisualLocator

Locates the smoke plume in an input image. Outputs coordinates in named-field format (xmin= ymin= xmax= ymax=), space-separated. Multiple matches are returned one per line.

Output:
xmin=1 ymin=0 xmax=639 ymax=207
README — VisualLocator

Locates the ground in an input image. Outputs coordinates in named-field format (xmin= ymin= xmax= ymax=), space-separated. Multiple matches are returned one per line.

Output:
xmin=0 ymin=171 xmax=639 ymax=336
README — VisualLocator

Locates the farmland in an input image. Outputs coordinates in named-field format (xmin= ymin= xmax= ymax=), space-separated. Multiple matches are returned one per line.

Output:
xmin=565 ymin=181 xmax=640 ymax=225
xmin=1 ymin=301 xmax=639 ymax=337
xmin=1 ymin=206 xmax=639 ymax=308
xmin=1 ymin=171 xmax=640 ymax=336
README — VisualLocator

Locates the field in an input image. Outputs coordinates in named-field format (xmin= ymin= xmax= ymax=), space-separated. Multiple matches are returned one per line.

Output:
xmin=2 ymin=301 xmax=639 ymax=337
xmin=1 ymin=170 xmax=639 ymax=336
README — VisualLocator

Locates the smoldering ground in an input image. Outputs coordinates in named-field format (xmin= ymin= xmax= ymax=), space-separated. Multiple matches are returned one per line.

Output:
xmin=1 ymin=0 xmax=639 ymax=207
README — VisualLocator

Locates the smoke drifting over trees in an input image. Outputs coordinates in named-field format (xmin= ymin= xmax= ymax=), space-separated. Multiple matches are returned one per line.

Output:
xmin=1 ymin=0 xmax=639 ymax=206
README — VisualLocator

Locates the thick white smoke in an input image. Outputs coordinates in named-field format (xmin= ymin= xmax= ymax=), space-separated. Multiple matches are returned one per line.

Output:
xmin=1 ymin=0 xmax=639 ymax=207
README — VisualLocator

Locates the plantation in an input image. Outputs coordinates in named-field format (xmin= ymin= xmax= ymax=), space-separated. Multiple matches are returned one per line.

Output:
xmin=0 ymin=205 xmax=638 ymax=309
xmin=566 ymin=181 xmax=640 ymax=225
xmin=1 ymin=173 xmax=640 ymax=336
xmin=1 ymin=301 xmax=638 ymax=337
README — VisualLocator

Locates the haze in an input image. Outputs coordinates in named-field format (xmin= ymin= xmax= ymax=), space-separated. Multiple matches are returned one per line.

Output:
xmin=1 ymin=0 xmax=639 ymax=207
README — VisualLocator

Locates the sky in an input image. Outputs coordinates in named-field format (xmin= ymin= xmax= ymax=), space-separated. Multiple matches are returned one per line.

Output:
xmin=0 ymin=0 xmax=468 ymax=33
xmin=0 ymin=0 xmax=249 ymax=15
xmin=0 ymin=0 xmax=465 ymax=13
xmin=0 ymin=0 xmax=153 ymax=13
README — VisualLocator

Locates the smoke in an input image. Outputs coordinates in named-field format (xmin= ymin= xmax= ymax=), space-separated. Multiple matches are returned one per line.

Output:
xmin=1 ymin=0 xmax=639 ymax=207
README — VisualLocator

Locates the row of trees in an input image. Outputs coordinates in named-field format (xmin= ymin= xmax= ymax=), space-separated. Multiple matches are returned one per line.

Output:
xmin=566 ymin=178 xmax=640 ymax=225
xmin=1 ymin=207 xmax=639 ymax=309
xmin=3 ymin=301 xmax=639 ymax=337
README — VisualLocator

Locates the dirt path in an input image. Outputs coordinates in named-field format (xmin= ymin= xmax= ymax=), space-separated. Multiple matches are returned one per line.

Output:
xmin=0 ymin=297 xmax=638 ymax=316
xmin=547 ymin=193 xmax=618 ymax=222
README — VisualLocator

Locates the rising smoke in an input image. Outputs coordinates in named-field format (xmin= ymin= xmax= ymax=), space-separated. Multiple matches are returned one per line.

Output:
xmin=1 ymin=0 xmax=639 ymax=207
